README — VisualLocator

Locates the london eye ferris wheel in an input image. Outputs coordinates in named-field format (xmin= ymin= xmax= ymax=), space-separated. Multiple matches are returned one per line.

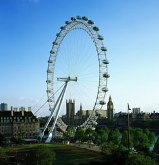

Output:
xmin=40 ymin=16 xmax=110 ymax=143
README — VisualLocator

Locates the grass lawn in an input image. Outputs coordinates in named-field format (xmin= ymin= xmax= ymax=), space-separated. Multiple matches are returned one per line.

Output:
xmin=50 ymin=144 xmax=105 ymax=165
xmin=0 ymin=144 xmax=106 ymax=165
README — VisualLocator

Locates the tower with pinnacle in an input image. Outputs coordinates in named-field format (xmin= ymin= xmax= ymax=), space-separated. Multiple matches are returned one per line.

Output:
xmin=107 ymin=96 xmax=114 ymax=121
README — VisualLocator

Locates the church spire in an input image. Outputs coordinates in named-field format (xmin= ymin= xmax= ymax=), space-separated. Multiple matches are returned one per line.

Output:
xmin=79 ymin=103 xmax=83 ymax=118
xmin=109 ymin=95 xmax=112 ymax=102
xmin=80 ymin=103 xmax=82 ymax=111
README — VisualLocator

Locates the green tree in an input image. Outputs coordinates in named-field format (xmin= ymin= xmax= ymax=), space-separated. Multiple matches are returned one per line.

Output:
xmin=85 ymin=128 xmax=95 ymax=143
xmin=121 ymin=130 xmax=128 ymax=147
xmin=153 ymin=138 xmax=159 ymax=154
xmin=63 ymin=126 xmax=76 ymax=142
xmin=96 ymin=127 xmax=109 ymax=145
xmin=132 ymin=128 xmax=149 ymax=152
xmin=143 ymin=129 xmax=156 ymax=146
xmin=148 ymin=132 xmax=156 ymax=146
xmin=101 ymin=141 xmax=118 ymax=155
xmin=143 ymin=128 xmax=150 ymax=136
xmin=121 ymin=130 xmax=133 ymax=148
xmin=74 ymin=127 xmax=85 ymax=143
xmin=108 ymin=129 xmax=121 ymax=145
xmin=126 ymin=153 xmax=157 ymax=165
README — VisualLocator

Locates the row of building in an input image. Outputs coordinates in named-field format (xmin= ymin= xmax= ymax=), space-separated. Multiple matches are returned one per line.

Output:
xmin=0 ymin=98 xmax=158 ymax=140
xmin=115 ymin=108 xmax=159 ymax=121
xmin=0 ymin=104 xmax=39 ymax=140
xmin=61 ymin=96 xmax=114 ymax=126
xmin=61 ymin=97 xmax=159 ymax=127
xmin=0 ymin=103 xmax=8 ymax=111
xmin=0 ymin=97 xmax=114 ymax=140
xmin=115 ymin=109 xmax=159 ymax=128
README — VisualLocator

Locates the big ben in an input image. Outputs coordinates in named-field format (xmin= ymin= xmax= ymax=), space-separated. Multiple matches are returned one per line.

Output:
xmin=107 ymin=96 xmax=114 ymax=121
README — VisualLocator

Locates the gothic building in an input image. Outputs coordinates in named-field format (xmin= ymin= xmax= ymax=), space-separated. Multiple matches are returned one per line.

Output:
xmin=79 ymin=103 xmax=83 ymax=118
xmin=65 ymin=99 xmax=75 ymax=125
xmin=66 ymin=99 xmax=75 ymax=119
xmin=62 ymin=97 xmax=111 ymax=127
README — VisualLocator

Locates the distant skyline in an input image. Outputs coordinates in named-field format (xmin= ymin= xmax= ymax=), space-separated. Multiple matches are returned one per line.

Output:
xmin=0 ymin=0 xmax=159 ymax=116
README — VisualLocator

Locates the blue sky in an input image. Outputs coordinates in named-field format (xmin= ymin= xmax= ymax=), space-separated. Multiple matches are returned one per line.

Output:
xmin=0 ymin=0 xmax=159 ymax=115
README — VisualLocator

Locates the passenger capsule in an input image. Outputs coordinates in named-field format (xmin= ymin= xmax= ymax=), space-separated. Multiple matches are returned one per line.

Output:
xmin=60 ymin=26 xmax=65 ymax=30
xmin=101 ymin=46 xmax=107 ymax=51
xmin=48 ymin=60 xmax=53 ymax=63
xmin=98 ymin=35 xmax=104 ymax=40
xmin=47 ymin=99 xmax=53 ymax=102
xmin=103 ymin=73 xmax=110 ymax=78
xmin=47 ymin=69 xmax=52 ymax=73
xmin=76 ymin=16 xmax=82 ymax=20
xmin=103 ymin=59 xmax=109 ymax=64
xmin=46 ymin=80 xmax=51 ymax=83
xmin=71 ymin=17 xmax=76 ymax=21
xmin=46 ymin=90 xmax=51 ymax=93
xmin=50 ymin=50 xmax=55 ymax=54
xmin=53 ymin=42 xmax=58 ymax=45
xmin=56 ymin=33 xmax=60 ymax=37
xmin=102 ymin=87 xmax=108 ymax=92
xmin=82 ymin=16 xmax=88 ymax=21
xmin=93 ymin=26 xmax=99 ymax=31
xmin=65 ymin=21 xmax=70 ymax=25
xmin=88 ymin=20 xmax=94 ymax=25
xmin=99 ymin=100 xmax=106 ymax=105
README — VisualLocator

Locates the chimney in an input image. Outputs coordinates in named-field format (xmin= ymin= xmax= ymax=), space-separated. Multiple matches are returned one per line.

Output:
xmin=14 ymin=107 xmax=18 ymax=112
xmin=28 ymin=107 xmax=31 ymax=112
xmin=11 ymin=109 xmax=14 ymax=116
xmin=11 ymin=106 xmax=13 ymax=111
xmin=22 ymin=109 xmax=24 ymax=116
xmin=19 ymin=107 xmax=25 ymax=116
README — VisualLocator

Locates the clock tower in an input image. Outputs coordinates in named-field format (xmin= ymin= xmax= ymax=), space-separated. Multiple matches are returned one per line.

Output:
xmin=107 ymin=96 xmax=114 ymax=121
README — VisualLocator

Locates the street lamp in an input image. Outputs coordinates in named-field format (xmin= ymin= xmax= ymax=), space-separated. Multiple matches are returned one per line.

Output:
xmin=127 ymin=103 xmax=131 ymax=153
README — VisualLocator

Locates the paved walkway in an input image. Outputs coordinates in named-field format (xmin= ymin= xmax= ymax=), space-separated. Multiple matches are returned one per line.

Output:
xmin=70 ymin=143 xmax=101 ymax=152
